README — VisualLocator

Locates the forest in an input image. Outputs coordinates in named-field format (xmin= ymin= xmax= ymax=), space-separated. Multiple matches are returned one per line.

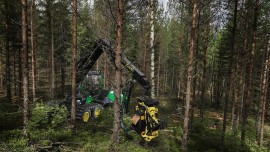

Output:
xmin=0 ymin=0 xmax=270 ymax=151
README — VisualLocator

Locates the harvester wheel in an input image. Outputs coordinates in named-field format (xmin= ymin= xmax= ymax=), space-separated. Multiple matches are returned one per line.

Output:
xmin=92 ymin=104 xmax=102 ymax=118
xmin=76 ymin=105 xmax=92 ymax=122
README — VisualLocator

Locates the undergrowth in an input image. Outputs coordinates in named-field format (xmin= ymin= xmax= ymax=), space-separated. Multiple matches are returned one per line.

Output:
xmin=0 ymin=98 xmax=270 ymax=151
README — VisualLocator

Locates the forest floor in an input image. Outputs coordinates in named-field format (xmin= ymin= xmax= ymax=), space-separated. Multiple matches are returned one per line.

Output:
xmin=0 ymin=97 xmax=270 ymax=152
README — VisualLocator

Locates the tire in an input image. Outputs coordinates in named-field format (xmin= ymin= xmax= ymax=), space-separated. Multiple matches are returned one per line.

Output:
xmin=91 ymin=103 xmax=103 ymax=118
xmin=76 ymin=104 xmax=92 ymax=122
xmin=76 ymin=103 xmax=103 ymax=122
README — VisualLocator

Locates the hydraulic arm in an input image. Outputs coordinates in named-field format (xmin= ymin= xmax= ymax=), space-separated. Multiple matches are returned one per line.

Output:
xmin=73 ymin=38 xmax=166 ymax=141
xmin=76 ymin=38 xmax=151 ymax=96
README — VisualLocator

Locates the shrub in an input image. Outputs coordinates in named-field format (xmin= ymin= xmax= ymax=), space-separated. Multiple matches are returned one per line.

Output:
xmin=29 ymin=102 xmax=69 ymax=130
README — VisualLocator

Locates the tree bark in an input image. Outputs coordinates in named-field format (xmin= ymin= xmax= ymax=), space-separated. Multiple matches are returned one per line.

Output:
xmin=221 ymin=0 xmax=238 ymax=148
xmin=182 ymin=0 xmax=197 ymax=151
xmin=4 ymin=0 xmax=11 ymax=101
xmin=71 ymin=0 xmax=77 ymax=132
xmin=233 ymin=0 xmax=248 ymax=136
xmin=241 ymin=0 xmax=258 ymax=145
xmin=31 ymin=0 xmax=36 ymax=102
xmin=143 ymin=35 xmax=147 ymax=74
xmin=200 ymin=4 xmax=211 ymax=121
xmin=13 ymin=43 xmax=17 ymax=96
xmin=258 ymin=39 xmax=270 ymax=146
xmin=0 ymin=45 xmax=2 ymax=93
xmin=22 ymin=0 xmax=30 ymax=140
xmin=150 ymin=0 xmax=155 ymax=98
xmin=61 ymin=64 xmax=65 ymax=97
xmin=177 ymin=36 xmax=182 ymax=99
xmin=157 ymin=53 xmax=161 ymax=97
xmin=50 ymin=8 xmax=55 ymax=100
xmin=112 ymin=0 xmax=123 ymax=143
xmin=19 ymin=45 xmax=22 ymax=98
xmin=193 ymin=7 xmax=200 ymax=108
xmin=104 ymin=54 xmax=108 ymax=89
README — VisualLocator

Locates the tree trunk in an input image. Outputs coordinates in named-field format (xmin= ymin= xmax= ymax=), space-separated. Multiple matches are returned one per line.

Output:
xmin=233 ymin=0 xmax=248 ymax=136
xmin=193 ymin=8 xmax=200 ymax=108
xmin=19 ymin=45 xmax=22 ymax=98
xmin=13 ymin=44 xmax=17 ymax=96
xmin=61 ymin=64 xmax=65 ymax=97
xmin=150 ymin=0 xmax=155 ymax=98
xmin=60 ymin=20 xmax=65 ymax=97
xmin=71 ymin=0 xmax=77 ymax=132
xmin=200 ymin=4 xmax=211 ymax=121
xmin=22 ymin=0 xmax=30 ymax=140
xmin=50 ymin=9 xmax=55 ymax=100
xmin=221 ymin=0 xmax=238 ymax=148
xmin=182 ymin=0 xmax=197 ymax=151
xmin=0 ymin=45 xmax=2 ymax=93
xmin=112 ymin=0 xmax=123 ymax=144
xmin=143 ymin=35 xmax=147 ymax=74
xmin=4 ymin=0 xmax=11 ymax=101
xmin=241 ymin=0 xmax=258 ymax=144
xmin=104 ymin=54 xmax=108 ymax=89
xmin=157 ymin=53 xmax=161 ymax=97
xmin=258 ymin=39 xmax=270 ymax=146
xmin=31 ymin=0 xmax=36 ymax=102
xmin=177 ymin=36 xmax=182 ymax=99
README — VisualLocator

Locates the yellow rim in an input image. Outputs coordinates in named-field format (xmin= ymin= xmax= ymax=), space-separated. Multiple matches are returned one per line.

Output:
xmin=94 ymin=108 xmax=101 ymax=118
xmin=83 ymin=112 xmax=90 ymax=122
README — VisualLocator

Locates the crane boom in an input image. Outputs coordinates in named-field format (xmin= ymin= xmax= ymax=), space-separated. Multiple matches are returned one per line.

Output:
xmin=76 ymin=39 xmax=151 ymax=96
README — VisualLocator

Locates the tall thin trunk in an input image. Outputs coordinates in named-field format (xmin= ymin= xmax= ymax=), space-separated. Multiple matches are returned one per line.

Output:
xmin=193 ymin=8 xmax=200 ymax=107
xmin=104 ymin=54 xmax=107 ymax=89
xmin=4 ymin=0 xmax=11 ymax=101
xmin=234 ymin=0 xmax=248 ymax=136
xmin=71 ymin=0 xmax=77 ymax=132
xmin=112 ymin=0 xmax=123 ymax=143
xmin=31 ymin=0 xmax=36 ymax=102
xmin=150 ymin=0 xmax=155 ymax=98
xmin=171 ymin=67 xmax=174 ymax=96
xmin=19 ymin=45 xmax=22 ymax=98
xmin=61 ymin=64 xmax=65 ymax=97
xmin=256 ymin=60 xmax=264 ymax=138
xmin=241 ymin=0 xmax=258 ymax=144
xmin=222 ymin=0 xmax=238 ymax=148
xmin=157 ymin=54 xmax=161 ymax=97
xmin=0 ymin=46 xmax=2 ymax=92
xmin=22 ymin=0 xmax=29 ymax=140
xmin=258 ymin=40 xmax=270 ymax=146
xmin=200 ymin=4 xmax=211 ymax=121
xmin=182 ymin=0 xmax=197 ymax=151
xmin=60 ymin=21 xmax=65 ymax=97
xmin=143 ymin=36 xmax=147 ymax=74
xmin=13 ymin=44 xmax=17 ymax=96
xmin=50 ymin=9 xmax=55 ymax=100
xmin=177 ymin=36 xmax=182 ymax=99
xmin=164 ymin=69 xmax=167 ymax=92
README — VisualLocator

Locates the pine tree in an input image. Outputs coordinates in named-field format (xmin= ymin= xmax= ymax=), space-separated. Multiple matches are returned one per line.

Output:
xmin=22 ymin=0 xmax=30 ymax=140
xmin=71 ymin=0 xmax=78 ymax=132
xmin=112 ymin=0 xmax=123 ymax=144
xmin=182 ymin=0 xmax=197 ymax=151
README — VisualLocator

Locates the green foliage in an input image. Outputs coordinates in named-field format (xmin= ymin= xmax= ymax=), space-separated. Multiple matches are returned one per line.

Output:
xmin=7 ymin=137 xmax=28 ymax=150
xmin=30 ymin=129 xmax=72 ymax=145
xmin=2 ymin=97 xmax=270 ymax=151
xmin=0 ymin=130 xmax=35 ymax=152
xmin=0 ymin=102 xmax=23 ymax=130
xmin=29 ymin=102 xmax=69 ymax=130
